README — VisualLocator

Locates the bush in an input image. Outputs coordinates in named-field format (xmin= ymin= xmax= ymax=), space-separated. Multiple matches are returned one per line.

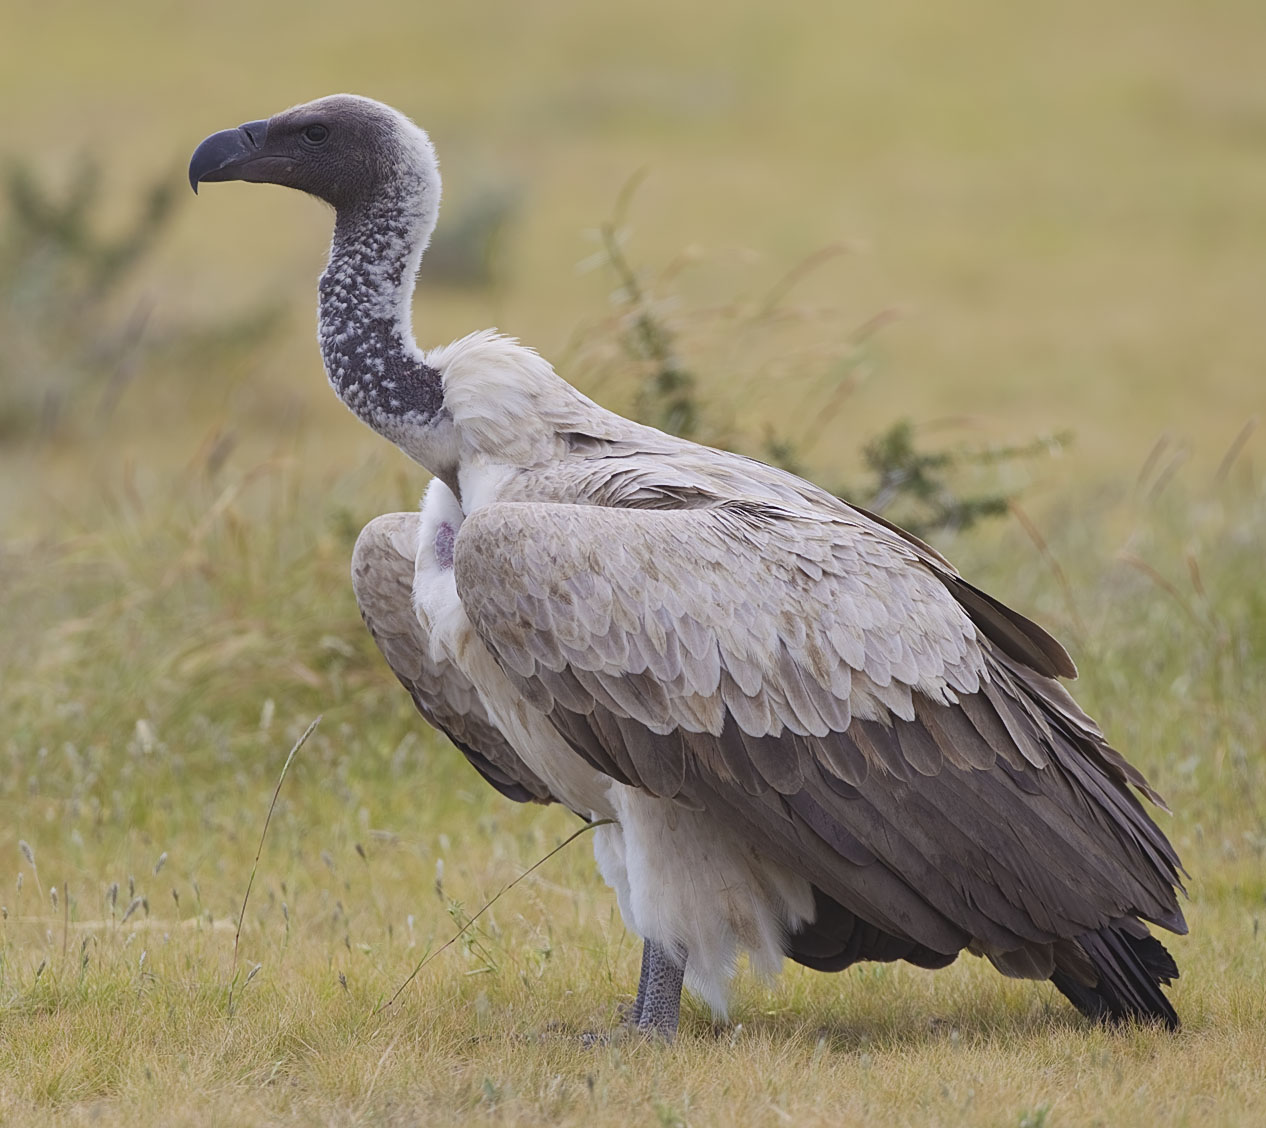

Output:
xmin=0 ymin=155 xmax=281 ymax=441
xmin=566 ymin=185 xmax=1067 ymax=538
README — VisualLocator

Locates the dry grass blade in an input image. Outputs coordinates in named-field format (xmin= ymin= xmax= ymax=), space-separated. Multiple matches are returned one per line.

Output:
xmin=1009 ymin=501 xmax=1087 ymax=640
xmin=1117 ymin=552 xmax=1203 ymax=628
xmin=1213 ymin=417 xmax=1257 ymax=486
xmin=61 ymin=882 xmax=69 ymax=961
xmin=374 ymin=817 xmax=615 ymax=1016
xmin=756 ymin=242 xmax=850 ymax=318
xmin=232 ymin=716 xmax=321 ymax=973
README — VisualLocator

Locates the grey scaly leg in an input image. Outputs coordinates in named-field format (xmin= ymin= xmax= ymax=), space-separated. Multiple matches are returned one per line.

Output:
xmin=625 ymin=940 xmax=654 ymax=1026
xmin=631 ymin=939 xmax=685 ymax=1039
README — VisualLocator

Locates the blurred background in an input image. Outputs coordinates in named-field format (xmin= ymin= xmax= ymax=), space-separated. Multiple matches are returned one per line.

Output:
xmin=1 ymin=2 xmax=1265 ymax=1107
xmin=3 ymin=0 xmax=1263 ymax=519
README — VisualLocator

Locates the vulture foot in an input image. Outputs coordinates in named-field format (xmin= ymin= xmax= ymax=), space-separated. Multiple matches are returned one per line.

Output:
xmin=628 ymin=939 xmax=685 ymax=1040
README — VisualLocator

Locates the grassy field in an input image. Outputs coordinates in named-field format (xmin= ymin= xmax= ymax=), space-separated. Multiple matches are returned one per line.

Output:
xmin=3 ymin=0 xmax=1266 ymax=1124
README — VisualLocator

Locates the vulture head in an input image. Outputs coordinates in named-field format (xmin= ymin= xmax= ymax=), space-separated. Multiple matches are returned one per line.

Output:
xmin=188 ymin=94 xmax=439 ymax=214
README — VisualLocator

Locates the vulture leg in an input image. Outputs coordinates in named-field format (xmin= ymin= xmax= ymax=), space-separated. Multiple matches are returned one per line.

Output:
xmin=629 ymin=940 xmax=686 ymax=1039
xmin=624 ymin=940 xmax=653 ymax=1026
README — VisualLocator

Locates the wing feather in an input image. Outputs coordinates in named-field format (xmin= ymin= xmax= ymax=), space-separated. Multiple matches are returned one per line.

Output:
xmin=351 ymin=513 xmax=554 ymax=805
xmin=454 ymin=500 xmax=1184 ymax=955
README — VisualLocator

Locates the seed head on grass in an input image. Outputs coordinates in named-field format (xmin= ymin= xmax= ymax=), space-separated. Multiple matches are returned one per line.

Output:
xmin=18 ymin=840 xmax=42 ymax=902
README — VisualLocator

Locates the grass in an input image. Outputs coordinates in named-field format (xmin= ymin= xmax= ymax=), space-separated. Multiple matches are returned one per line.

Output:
xmin=1 ymin=399 xmax=1263 ymax=1128
xmin=3 ymin=0 xmax=1266 ymax=1123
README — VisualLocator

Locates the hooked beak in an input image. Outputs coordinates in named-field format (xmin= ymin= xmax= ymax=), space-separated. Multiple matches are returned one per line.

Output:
xmin=188 ymin=119 xmax=277 ymax=193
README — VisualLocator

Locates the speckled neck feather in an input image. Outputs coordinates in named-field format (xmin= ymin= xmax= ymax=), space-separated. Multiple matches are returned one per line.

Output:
xmin=317 ymin=180 xmax=443 ymax=444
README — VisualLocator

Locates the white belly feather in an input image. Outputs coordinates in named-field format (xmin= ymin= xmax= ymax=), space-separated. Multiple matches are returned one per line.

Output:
xmin=413 ymin=480 xmax=816 ymax=1014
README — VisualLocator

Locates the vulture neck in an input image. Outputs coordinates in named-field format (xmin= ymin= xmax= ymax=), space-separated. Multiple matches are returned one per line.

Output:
xmin=318 ymin=177 xmax=458 ymax=486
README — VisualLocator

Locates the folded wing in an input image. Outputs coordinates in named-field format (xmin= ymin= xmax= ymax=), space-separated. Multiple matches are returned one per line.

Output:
xmin=454 ymin=500 xmax=1185 ymax=960
xmin=352 ymin=512 xmax=554 ymax=805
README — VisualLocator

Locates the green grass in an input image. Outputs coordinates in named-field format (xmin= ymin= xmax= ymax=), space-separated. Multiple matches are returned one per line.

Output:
xmin=1 ymin=464 xmax=1264 ymax=1125
xmin=3 ymin=0 xmax=1266 ymax=1122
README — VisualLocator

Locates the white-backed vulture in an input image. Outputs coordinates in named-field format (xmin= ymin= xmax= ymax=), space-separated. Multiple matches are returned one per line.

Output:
xmin=190 ymin=95 xmax=1185 ymax=1037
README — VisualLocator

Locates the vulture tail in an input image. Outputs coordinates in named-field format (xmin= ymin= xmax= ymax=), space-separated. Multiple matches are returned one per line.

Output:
xmin=784 ymin=887 xmax=959 ymax=973
xmin=1051 ymin=926 xmax=1179 ymax=1030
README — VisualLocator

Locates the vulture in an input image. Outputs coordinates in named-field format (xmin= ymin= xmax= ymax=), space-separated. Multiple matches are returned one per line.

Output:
xmin=190 ymin=95 xmax=1186 ymax=1038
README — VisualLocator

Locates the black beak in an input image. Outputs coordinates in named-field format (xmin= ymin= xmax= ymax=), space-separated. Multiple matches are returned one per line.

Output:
xmin=188 ymin=119 xmax=271 ymax=193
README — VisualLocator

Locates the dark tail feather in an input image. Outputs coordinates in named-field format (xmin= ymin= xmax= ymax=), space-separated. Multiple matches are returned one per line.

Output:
xmin=785 ymin=887 xmax=958 ymax=973
xmin=1051 ymin=926 xmax=1179 ymax=1030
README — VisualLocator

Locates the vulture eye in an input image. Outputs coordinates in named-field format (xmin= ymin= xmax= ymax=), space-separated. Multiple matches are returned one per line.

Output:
xmin=302 ymin=124 xmax=329 ymax=145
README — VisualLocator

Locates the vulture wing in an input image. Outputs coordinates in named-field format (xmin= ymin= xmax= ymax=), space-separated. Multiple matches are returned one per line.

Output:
xmin=454 ymin=500 xmax=1185 ymax=965
xmin=351 ymin=512 xmax=554 ymax=805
